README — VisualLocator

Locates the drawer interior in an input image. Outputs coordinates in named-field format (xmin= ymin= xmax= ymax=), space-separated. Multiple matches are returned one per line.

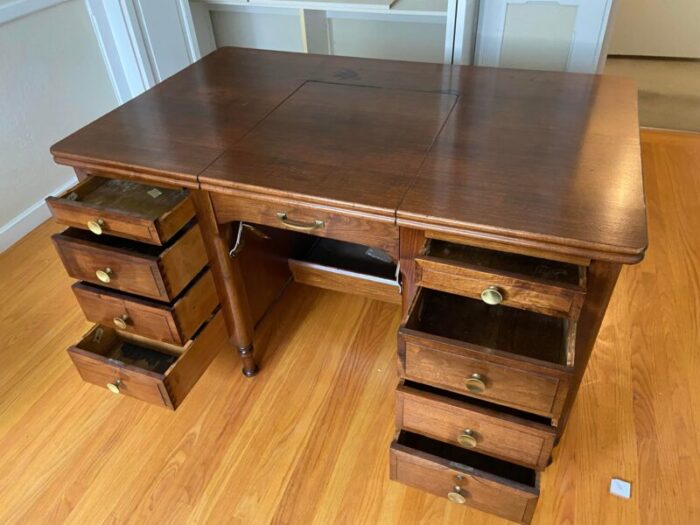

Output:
xmin=58 ymin=220 xmax=195 ymax=256
xmin=61 ymin=176 xmax=189 ymax=219
xmin=295 ymin=237 xmax=397 ymax=279
xmin=425 ymin=240 xmax=583 ymax=285
xmin=396 ymin=430 xmax=537 ymax=488
xmin=406 ymin=288 xmax=569 ymax=366
xmin=75 ymin=325 xmax=185 ymax=374
xmin=402 ymin=380 xmax=552 ymax=426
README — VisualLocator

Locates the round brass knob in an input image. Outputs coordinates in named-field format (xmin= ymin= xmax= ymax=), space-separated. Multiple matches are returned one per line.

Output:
xmin=96 ymin=267 xmax=113 ymax=283
xmin=106 ymin=379 xmax=121 ymax=394
xmin=447 ymin=486 xmax=467 ymax=504
xmin=458 ymin=429 xmax=478 ymax=449
xmin=480 ymin=286 xmax=503 ymax=305
xmin=113 ymin=314 xmax=129 ymax=330
xmin=87 ymin=219 xmax=105 ymax=235
xmin=465 ymin=373 xmax=486 ymax=394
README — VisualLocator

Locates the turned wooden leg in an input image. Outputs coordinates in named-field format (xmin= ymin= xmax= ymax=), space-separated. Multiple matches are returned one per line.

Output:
xmin=192 ymin=190 xmax=258 ymax=377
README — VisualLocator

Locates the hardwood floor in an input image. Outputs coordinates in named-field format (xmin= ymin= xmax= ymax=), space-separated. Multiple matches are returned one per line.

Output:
xmin=0 ymin=129 xmax=698 ymax=524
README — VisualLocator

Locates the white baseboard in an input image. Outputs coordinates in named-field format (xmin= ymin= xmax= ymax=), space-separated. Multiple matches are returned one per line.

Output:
xmin=0 ymin=177 xmax=77 ymax=253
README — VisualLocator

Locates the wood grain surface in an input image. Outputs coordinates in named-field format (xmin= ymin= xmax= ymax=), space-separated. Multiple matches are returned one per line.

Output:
xmin=52 ymin=47 xmax=646 ymax=263
xmin=0 ymin=129 xmax=696 ymax=523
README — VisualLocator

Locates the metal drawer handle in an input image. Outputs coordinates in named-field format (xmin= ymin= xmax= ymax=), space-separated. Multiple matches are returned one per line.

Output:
xmin=113 ymin=314 xmax=129 ymax=330
xmin=465 ymin=373 xmax=486 ymax=394
xmin=458 ymin=429 xmax=478 ymax=449
xmin=96 ymin=267 xmax=113 ymax=283
xmin=447 ymin=486 xmax=467 ymax=504
xmin=107 ymin=379 xmax=121 ymax=394
xmin=87 ymin=219 xmax=105 ymax=235
xmin=480 ymin=285 xmax=503 ymax=305
xmin=276 ymin=212 xmax=325 ymax=232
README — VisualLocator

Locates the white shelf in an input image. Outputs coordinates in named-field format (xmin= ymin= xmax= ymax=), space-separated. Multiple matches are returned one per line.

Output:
xmin=199 ymin=0 xmax=447 ymax=17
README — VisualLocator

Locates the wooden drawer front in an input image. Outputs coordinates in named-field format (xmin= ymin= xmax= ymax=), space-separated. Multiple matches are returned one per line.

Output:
xmin=72 ymin=270 xmax=219 ymax=345
xmin=210 ymin=191 xmax=399 ymax=258
xmin=47 ymin=176 xmax=194 ymax=245
xmin=390 ymin=432 xmax=539 ymax=524
xmin=402 ymin=338 xmax=569 ymax=420
xmin=396 ymin=384 xmax=555 ymax=469
xmin=68 ymin=311 xmax=225 ymax=409
xmin=53 ymin=225 xmax=207 ymax=301
xmin=416 ymin=256 xmax=584 ymax=319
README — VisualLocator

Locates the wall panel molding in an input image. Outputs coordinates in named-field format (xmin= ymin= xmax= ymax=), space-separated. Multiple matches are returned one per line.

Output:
xmin=0 ymin=0 xmax=68 ymax=26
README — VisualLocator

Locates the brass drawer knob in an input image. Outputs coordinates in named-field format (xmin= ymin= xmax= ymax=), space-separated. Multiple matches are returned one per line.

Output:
xmin=465 ymin=373 xmax=486 ymax=394
xmin=458 ymin=429 xmax=478 ymax=449
xmin=113 ymin=314 xmax=129 ymax=330
xmin=87 ymin=219 xmax=105 ymax=235
xmin=96 ymin=267 xmax=113 ymax=283
xmin=480 ymin=285 xmax=503 ymax=305
xmin=447 ymin=486 xmax=467 ymax=505
xmin=106 ymin=379 xmax=121 ymax=394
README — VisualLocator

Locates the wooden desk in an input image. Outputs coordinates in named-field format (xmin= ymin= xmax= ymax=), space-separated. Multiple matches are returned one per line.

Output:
xmin=48 ymin=47 xmax=646 ymax=524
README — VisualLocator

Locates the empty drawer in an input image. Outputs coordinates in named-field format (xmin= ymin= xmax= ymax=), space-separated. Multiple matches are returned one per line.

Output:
xmin=68 ymin=310 xmax=225 ymax=409
xmin=399 ymin=288 xmax=573 ymax=421
xmin=390 ymin=431 xmax=539 ymax=524
xmin=72 ymin=269 xmax=219 ymax=345
xmin=416 ymin=240 xmax=586 ymax=319
xmin=53 ymin=224 xmax=207 ymax=302
xmin=396 ymin=381 xmax=556 ymax=469
xmin=47 ymin=176 xmax=194 ymax=245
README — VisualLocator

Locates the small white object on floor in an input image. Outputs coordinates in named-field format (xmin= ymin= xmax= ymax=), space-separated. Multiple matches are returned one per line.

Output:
xmin=609 ymin=478 xmax=632 ymax=499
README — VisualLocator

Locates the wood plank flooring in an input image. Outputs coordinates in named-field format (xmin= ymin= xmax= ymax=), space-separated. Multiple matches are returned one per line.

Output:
xmin=0 ymin=129 xmax=698 ymax=524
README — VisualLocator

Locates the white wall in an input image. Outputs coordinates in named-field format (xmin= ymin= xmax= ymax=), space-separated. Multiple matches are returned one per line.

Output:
xmin=608 ymin=0 xmax=700 ymax=58
xmin=0 ymin=0 xmax=117 ymax=251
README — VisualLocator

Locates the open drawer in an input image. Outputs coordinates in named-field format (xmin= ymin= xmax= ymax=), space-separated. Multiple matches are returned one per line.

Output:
xmin=47 ymin=176 xmax=194 ymax=245
xmin=399 ymin=288 xmax=573 ymax=421
xmin=53 ymin=224 xmax=207 ymax=302
xmin=68 ymin=310 xmax=225 ymax=409
xmin=416 ymin=240 xmax=586 ymax=319
xmin=72 ymin=269 xmax=219 ymax=345
xmin=289 ymin=237 xmax=401 ymax=304
xmin=396 ymin=381 xmax=556 ymax=470
xmin=390 ymin=431 xmax=539 ymax=524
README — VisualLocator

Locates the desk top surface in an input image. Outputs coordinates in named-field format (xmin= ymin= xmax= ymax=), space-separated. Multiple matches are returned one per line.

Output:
xmin=52 ymin=47 xmax=647 ymax=263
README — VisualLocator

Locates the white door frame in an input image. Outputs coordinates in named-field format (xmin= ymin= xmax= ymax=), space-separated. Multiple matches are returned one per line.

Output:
xmin=86 ymin=0 xmax=201 ymax=104
xmin=474 ymin=0 xmax=614 ymax=73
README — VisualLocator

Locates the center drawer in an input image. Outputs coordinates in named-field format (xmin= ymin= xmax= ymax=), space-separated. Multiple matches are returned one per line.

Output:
xmin=390 ymin=431 xmax=539 ymax=524
xmin=399 ymin=288 xmax=573 ymax=421
xmin=68 ymin=310 xmax=225 ymax=409
xmin=52 ymin=223 xmax=207 ymax=302
xmin=209 ymin=191 xmax=399 ymax=258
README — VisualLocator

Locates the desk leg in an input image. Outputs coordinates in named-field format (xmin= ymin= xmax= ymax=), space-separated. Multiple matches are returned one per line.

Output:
xmin=192 ymin=191 xmax=258 ymax=377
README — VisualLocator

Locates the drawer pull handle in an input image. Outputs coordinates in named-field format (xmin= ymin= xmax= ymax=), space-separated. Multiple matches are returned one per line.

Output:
xmin=87 ymin=219 xmax=105 ymax=235
xmin=447 ymin=486 xmax=467 ymax=505
xmin=276 ymin=212 xmax=325 ymax=232
xmin=96 ymin=268 xmax=113 ymax=283
xmin=465 ymin=373 xmax=486 ymax=394
xmin=458 ymin=429 xmax=478 ymax=449
xmin=113 ymin=314 xmax=129 ymax=330
xmin=106 ymin=379 xmax=121 ymax=394
xmin=480 ymin=285 xmax=503 ymax=305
